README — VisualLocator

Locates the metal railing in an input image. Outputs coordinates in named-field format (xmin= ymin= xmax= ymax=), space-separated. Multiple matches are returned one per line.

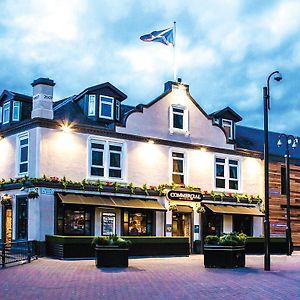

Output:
xmin=0 ymin=240 xmax=38 ymax=268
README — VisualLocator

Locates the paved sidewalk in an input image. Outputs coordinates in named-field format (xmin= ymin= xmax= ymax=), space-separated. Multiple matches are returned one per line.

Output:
xmin=0 ymin=254 xmax=300 ymax=300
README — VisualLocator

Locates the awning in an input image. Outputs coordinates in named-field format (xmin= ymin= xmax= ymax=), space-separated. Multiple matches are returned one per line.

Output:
xmin=204 ymin=203 xmax=264 ymax=216
xmin=176 ymin=205 xmax=193 ymax=213
xmin=57 ymin=193 xmax=166 ymax=211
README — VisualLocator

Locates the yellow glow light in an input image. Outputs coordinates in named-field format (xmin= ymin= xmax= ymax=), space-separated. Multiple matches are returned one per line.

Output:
xmin=148 ymin=139 xmax=155 ymax=144
xmin=60 ymin=120 xmax=73 ymax=133
xmin=200 ymin=147 xmax=207 ymax=152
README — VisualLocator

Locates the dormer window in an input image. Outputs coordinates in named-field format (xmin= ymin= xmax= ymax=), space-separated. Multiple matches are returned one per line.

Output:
xmin=88 ymin=95 xmax=96 ymax=116
xmin=116 ymin=100 xmax=121 ymax=121
xmin=100 ymin=95 xmax=114 ymax=119
xmin=170 ymin=104 xmax=188 ymax=134
xmin=3 ymin=102 xmax=10 ymax=124
xmin=13 ymin=101 xmax=20 ymax=121
xmin=222 ymin=119 xmax=234 ymax=140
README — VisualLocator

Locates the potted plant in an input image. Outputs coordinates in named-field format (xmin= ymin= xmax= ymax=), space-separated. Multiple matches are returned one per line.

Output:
xmin=203 ymin=232 xmax=246 ymax=268
xmin=92 ymin=235 xmax=132 ymax=268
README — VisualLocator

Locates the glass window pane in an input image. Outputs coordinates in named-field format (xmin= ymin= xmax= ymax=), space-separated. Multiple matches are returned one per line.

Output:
xmin=110 ymin=152 xmax=120 ymax=168
xmin=20 ymin=138 xmax=28 ymax=146
xmin=109 ymin=145 xmax=122 ymax=151
xmin=173 ymin=114 xmax=183 ymax=129
xmin=216 ymin=178 xmax=225 ymax=188
xmin=172 ymin=174 xmax=184 ymax=184
xmin=101 ymin=103 xmax=112 ymax=118
xmin=173 ymin=108 xmax=184 ymax=113
xmin=216 ymin=164 xmax=224 ymax=177
xmin=216 ymin=158 xmax=225 ymax=163
xmin=230 ymin=166 xmax=238 ymax=179
xmin=101 ymin=96 xmax=113 ymax=103
xmin=92 ymin=151 xmax=103 ymax=166
xmin=229 ymin=180 xmax=238 ymax=190
xmin=20 ymin=147 xmax=28 ymax=162
xmin=172 ymin=152 xmax=184 ymax=158
xmin=229 ymin=160 xmax=238 ymax=165
xmin=109 ymin=169 xmax=121 ymax=178
xmin=91 ymin=167 xmax=104 ymax=176
xmin=20 ymin=163 xmax=28 ymax=173
xmin=91 ymin=143 xmax=104 ymax=149
xmin=173 ymin=159 xmax=183 ymax=173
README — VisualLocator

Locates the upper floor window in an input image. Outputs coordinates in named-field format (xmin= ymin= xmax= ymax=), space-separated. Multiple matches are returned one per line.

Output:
xmin=116 ymin=100 xmax=121 ymax=121
xmin=171 ymin=151 xmax=186 ymax=184
xmin=222 ymin=119 xmax=234 ymax=140
xmin=88 ymin=95 xmax=96 ymax=116
xmin=89 ymin=139 xmax=124 ymax=180
xmin=0 ymin=106 xmax=2 ymax=124
xmin=100 ymin=95 xmax=114 ymax=119
xmin=3 ymin=102 xmax=10 ymax=124
xmin=13 ymin=101 xmax=21 ymax=121
xmin=170 ymin=104 xmax=188 ymax=134
xmin=18 ymin=134 xmax=29 ymax=175
xmin=215 ymin=157 xmax=240 ymax=191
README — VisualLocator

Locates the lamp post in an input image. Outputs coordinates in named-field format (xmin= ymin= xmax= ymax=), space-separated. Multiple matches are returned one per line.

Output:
xmin=277 ymin=134 xmax=298 ymax=255
xmin=263 ymin=71 xmax=282 ymax=271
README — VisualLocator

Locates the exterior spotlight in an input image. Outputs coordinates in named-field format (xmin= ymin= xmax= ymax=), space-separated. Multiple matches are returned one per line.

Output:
xmin=60 ymin=120 xmax=73 ymax=133
xmin=200 ymin=147 xmax=207 ymax=152
xmin=148 ymin=139 xmax=155 ymax=144
xmin=274 ymin=72 xmax=283 ymax=82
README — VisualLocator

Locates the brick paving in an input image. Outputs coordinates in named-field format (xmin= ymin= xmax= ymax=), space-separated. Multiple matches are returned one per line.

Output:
xmin=0 ymin=254 xmax=300 ymax=300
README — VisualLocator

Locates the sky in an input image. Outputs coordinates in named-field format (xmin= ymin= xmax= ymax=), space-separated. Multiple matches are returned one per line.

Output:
xmin=0 ymin=0 xmax=300 ymax=134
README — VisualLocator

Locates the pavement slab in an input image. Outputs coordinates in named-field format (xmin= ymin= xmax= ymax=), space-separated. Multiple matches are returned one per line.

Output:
xmin=0 ymin=253 xmax=300 ymax=300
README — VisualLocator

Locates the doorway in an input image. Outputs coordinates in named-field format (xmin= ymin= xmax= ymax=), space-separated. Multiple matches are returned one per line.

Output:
xmin=2 ymin=205 xmax=13 ymax=244
xmin=172 ymin=212 xmax=191 ymax=237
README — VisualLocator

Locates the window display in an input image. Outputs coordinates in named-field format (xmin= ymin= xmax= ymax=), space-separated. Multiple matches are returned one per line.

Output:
xmin=123 ymin=210 xmax=153 ymax=236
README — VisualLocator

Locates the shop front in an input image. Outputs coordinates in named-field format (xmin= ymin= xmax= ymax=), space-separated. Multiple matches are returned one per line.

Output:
xmin=55 ymin=193 xmax=166 ymax=237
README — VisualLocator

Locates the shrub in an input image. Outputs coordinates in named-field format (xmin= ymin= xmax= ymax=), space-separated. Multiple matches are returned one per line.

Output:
xmin=204 ymin=235 xmax=219 ymax=245
xmin=219 ymin=232 xmax=246 ymax=246
xmin=92 ymin=235 xmax=131 ymax=248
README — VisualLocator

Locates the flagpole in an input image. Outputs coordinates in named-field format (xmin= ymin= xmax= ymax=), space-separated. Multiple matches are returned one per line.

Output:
xmin=173 ymin=21 xmax=177 ymax=82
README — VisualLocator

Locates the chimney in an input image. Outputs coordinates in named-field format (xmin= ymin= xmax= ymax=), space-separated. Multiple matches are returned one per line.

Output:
xmin=31 ymin=77 xmax=55 ymax=120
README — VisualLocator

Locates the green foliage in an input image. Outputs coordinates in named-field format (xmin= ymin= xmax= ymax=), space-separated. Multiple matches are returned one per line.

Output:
xmin=205 ymin=232 xmax=246 ymax=246
xmin=92 ymin=235 xmax=132 ymax=248
xmin=204 ymin=235 xmax=219 ymax=245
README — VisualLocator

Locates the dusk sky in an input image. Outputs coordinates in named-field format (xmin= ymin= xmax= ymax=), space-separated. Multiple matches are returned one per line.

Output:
xmin=0 ymin=0 xmax=299 ymax=134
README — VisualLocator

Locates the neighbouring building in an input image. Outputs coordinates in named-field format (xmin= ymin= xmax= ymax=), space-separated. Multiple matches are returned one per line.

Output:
xmin=0 ymin=78 xmax=266 ymax=253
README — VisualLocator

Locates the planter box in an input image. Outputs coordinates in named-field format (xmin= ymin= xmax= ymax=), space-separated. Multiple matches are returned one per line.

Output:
xmin=204 ymin=245 xmax=245 ymax=268
xmin=95 ymin=245 xmax=129 ymax=268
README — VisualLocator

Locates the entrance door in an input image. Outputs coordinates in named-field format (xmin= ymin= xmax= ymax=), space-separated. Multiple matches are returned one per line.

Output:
xmin=172 ymin=212 xmax=191 ymax=237
xmin=3 ymin=206 xmax=13 ymax=244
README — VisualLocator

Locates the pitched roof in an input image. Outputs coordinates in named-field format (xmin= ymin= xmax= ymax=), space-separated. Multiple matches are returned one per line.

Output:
xmin=236 ymin=125 xmax=300 ymax=160
xmin=209 ymin=106 xmax=242 ymax=122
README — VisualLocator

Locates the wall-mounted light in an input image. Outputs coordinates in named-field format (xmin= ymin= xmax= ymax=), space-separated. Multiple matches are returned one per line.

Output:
xmin=200 ymin=147 xmax=207 ymax=152
xmin=59 ymin=120 xmax=73 ymax=133
xmin=0 ymin=135 xmax=4 ymax=140
xmin=148 ymin=139 xmax=155 ymax=144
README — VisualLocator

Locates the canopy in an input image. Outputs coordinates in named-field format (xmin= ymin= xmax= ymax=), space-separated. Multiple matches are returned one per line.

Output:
xmin=204 ymin=203 xmax=264 ymax=216
xmin=57 ymin=193 xmax=166 ymax=211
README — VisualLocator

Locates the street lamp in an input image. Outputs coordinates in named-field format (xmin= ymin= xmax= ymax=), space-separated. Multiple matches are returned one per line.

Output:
xmin=263 ymin=71 xmax=282 ymax=271
xmin=277 ymin=134 xmax=298 ymax=255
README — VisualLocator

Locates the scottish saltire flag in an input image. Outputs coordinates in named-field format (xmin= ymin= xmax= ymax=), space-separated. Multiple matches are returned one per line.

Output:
xmin=140 ymin=27 xmax=174 ymax=46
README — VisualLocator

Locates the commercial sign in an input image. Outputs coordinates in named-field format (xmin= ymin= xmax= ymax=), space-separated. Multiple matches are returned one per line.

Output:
xmin=166 ymin=190 xmax=203 ymax=201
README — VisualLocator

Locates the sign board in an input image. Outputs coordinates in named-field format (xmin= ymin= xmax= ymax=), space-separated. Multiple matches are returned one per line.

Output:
xmin=269 ymin=188 xmax=280 ymax=196
xmin=272 ymin=223 xmax=286 ymax=228
xmin=166 ymin=190 xmax=203 ymax=201
xmin=102 ymin=213 xmax=116 ymax=235
xmin=194 ymin=225 xmax=200 ymax=233
xmin=166 ymin=224 xmax=172 ymax=233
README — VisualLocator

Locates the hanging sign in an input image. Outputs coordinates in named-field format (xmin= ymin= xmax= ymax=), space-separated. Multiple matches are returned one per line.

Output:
xmin=166 ymin=190 xmax=203 ymax=201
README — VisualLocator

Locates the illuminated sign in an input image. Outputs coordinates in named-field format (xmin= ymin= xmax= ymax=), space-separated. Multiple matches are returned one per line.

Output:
xmin=166 ymin=190 xmax=203 ymax=201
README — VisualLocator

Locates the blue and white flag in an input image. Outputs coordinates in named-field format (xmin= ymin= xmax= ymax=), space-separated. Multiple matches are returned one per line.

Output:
xmin=140 ymin=27 xmax=174 ymax=46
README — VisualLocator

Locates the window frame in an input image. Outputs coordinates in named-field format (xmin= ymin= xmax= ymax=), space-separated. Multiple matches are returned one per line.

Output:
xmin=214 ymin=156 xmax=240 ymax=192
xmin=88 ymin=95 xmax=96 ymax=116
xmin=16 ymin=196 xmax=28 ymax=240
xmin=222 ymin=119 xmax=234 ymax=140
xmin=0 ymin=106 xmax=2 ymax=124
xmin=12 ymin=101 xmax=21 ymax=121
xmin=115 ymin=100 xmax=121 ymax=121
xmin=99 ymin=95 xmax=114 ymax=120
xmin=170 ymin=149 xmax=187 ymax=185
xmin=17 ymin=133 xmax=29 ymax=176
xmin=169 ymin=104 xmax=189 ymax=135
xmin=88 ymin=138 xmax=125 ymax=181
xmin=3 ymin=102 xmax=10 ymax=124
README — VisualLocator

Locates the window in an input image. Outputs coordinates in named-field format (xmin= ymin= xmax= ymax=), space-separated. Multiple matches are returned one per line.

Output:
xmin=89 ymin=139 xmax=124 ymax=180
xmin=203 ymin=210 xmax=223 ymax=237
xmin=0 ymin=106 xmax=2 ymax=124
xmin=12 ymin=101 xmax=20 ymax=121
xmin=115 ymin=100 xmax=121 ymax=121
xmin=215 ymin=157 xmax=240 ymax=191
xmin=233 ymin=215 xmax=252 ymax=236
xmin=3 ymin=102 xmax=10 ymax=124
xmin=57 ymin=205 xmax=92 ymax=236
xmin=281 ymin=166 xmax=286 ymax=195
xmin=99 ymin=95 xmax=114 ymax=119
xmin=88 ymin=95 xmax=96 ymax=116
xmin=18 ymin=134 xmax=29 ymax=175
xmin=16 ymin=197 xmax=28 ymax=240
xmin=222 ymin=119 xmax=234 ymax=140
xmin=123 ymin=210 xmax=153 ymax=236
xmin=172 ymin=151 xmax=185 ymax=184
xmin=170 ymin=105 xmax=188 ymax=134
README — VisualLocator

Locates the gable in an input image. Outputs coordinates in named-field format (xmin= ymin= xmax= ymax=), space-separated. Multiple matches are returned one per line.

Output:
xmin=116 ymin=81 xmax=233 ymax=150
